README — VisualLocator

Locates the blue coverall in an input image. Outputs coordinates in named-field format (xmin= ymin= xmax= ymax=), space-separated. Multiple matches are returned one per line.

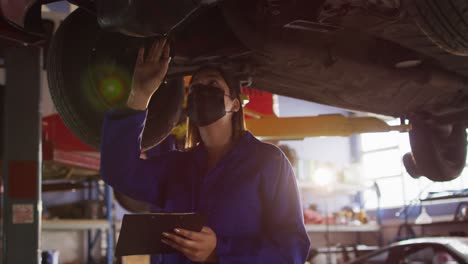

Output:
xmin=100 ymin=110 xmax=311 ymax=264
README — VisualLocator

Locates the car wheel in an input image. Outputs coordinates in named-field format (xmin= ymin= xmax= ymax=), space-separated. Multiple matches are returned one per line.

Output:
xmin=47 ymin=8 xmax=184 ymax=150
xmin=403 ymin=116 xmax=467 ymax=182
xmin=409 ymin=0 xmax=468 ymax=56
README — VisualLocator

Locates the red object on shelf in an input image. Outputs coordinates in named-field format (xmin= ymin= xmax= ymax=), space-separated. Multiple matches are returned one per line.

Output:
xmin=43 ymin=148 xmax=100 ymax=171
xmin=42 ymin=114 xmax=100 ymax=171
xmin=303 ymin=209 xmax=324 ymax=224
xmin=242 ymin=88 xmax=274 ymax=117
xmin=42 ymin=114 xmax=96 ymax=152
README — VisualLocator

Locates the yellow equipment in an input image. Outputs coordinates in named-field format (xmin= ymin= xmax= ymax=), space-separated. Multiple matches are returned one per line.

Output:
xmin=182 ymin=77 xmax=410 ymax=139
xmin=244 ymin=108 xmax=410 ymax=140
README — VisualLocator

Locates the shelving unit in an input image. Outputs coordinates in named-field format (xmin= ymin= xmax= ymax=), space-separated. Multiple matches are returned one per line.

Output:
xmin=42 ymin=180 xmax=114 ymax=264
xmin=43 ymin=219 xmax=110 ymax=231
xmin=305 ymin=223 xmax=380 ymax=232
xmin=42 ymin=114 xmax=114 ymax=264
xmin=298 ymin=180 xmax=381 ymax=224
xmin=298 ymin=181 xmax=368 ymax=195
xmin=299 ymin=178 xmax=383 ymax=261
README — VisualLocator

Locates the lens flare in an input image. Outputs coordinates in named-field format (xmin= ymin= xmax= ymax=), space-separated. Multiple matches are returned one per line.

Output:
xmin=81 ymin=62 xmax=132 ymax=112
xmin=98 ymin=76 xmax=126 ymax=104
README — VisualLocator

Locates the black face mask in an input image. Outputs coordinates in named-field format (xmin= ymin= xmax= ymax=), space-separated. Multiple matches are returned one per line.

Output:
xmin=187 ymin=84 xmax=231 ymax=127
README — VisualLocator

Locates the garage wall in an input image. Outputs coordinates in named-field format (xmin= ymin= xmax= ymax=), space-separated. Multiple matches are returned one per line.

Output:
xmin=274 ymin=96 xmax=372 ymax=251
xmin=359 ymin=126 xmax=468 ymax=245
xmin=276 ymin=96 xmax=356 ymax=208
xmin=41 ymin=67 xmax=57 ymax=117
xmin=276 ymin=95 xmax=353 ymax=170
xmin=275 ymin=96 xmax=468 ymax=250
xmin=276 ymin=95 xmax=349 ymax=117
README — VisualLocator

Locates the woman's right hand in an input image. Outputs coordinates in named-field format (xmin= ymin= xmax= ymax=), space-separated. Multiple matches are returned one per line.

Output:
xmin=127 ymin=38 xmax=171 ymax=110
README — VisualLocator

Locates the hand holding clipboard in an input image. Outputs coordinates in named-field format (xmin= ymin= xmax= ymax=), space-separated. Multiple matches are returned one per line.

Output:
xmin=115 ymin=212 xmax=206 ymax=256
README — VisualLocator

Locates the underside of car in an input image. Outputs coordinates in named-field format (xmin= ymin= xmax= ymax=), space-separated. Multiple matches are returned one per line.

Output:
xmin=92 ymin=0 xmax=468 ymax=118
xmin=1 ymin=0 xmax=467 ymax=182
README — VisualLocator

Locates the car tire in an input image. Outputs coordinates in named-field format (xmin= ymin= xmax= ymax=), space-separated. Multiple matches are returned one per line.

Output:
xmin=409 ymin=0 xmax=468 ymax=56
xmin=404 ymin=116 xmax=467 ymax=182
xmin=47 ymin=8 xmax=184 ymax=150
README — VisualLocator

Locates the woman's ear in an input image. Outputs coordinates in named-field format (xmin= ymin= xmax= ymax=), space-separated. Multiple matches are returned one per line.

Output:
xmin=232 ymin=98 xmax=241 ymax=112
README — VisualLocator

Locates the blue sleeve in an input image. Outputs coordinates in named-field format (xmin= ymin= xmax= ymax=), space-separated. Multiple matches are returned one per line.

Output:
xmin=100 ymin=110 xmax=178 ymax=206
xmin=216 ymin=148 xmax=310 ymax=263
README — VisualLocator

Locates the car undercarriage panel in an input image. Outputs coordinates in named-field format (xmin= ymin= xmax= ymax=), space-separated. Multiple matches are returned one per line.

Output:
xmin=169 ymin=5 xmax=468 ymax=118
xmin=248 ymin=28 xmax=468 ymax=118
xmin=97 ymin=0 xmax=202 ymax=37
xmin=209 ymin=0 xmax=468 ymax=118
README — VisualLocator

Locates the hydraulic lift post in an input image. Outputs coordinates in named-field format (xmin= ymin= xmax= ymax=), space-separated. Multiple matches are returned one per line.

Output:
xmin=2 ymin=47 xmax=42 ymax=263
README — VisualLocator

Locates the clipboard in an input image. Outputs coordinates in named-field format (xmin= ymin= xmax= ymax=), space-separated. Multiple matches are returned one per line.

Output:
xmin=115 ymin=212 xmax=206 ymax=256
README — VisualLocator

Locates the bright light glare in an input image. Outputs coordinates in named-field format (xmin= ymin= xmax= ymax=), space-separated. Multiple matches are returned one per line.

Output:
xmin=313 ymin=168 xmax=335 ymax=187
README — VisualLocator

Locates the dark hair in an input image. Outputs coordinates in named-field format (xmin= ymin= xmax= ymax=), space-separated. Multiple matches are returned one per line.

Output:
xmin=185 ymin=65 xmax=246 ymax=149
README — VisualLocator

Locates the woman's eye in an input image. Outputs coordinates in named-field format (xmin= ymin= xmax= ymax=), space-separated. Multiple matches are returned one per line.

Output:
xmin=209 ymin=80 xmax=219 ymax=87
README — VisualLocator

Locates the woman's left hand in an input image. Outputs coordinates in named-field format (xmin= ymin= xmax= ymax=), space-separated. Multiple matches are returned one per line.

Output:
xmin=162 ymin=226 xmax=219 ymax=263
